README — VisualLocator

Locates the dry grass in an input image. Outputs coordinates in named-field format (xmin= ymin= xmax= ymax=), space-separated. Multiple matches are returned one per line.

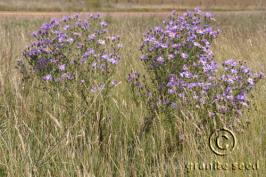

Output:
xmin=0 ymin=11 xmax=265 ymax=176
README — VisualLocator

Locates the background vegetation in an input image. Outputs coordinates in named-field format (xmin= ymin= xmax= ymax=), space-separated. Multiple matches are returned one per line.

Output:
xmin=0 ymin=0 xmax=265 ymax=11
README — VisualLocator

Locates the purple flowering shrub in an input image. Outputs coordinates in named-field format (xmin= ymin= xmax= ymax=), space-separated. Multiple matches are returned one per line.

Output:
xmin=129 ymin=8 xmax=264 ymax=133
xmin=18 ymin=14 xmax=122 ymax=147
xmin=137 ymin=8 xmax=219 ymax=110
xmin=213 ymin=60 xmax=263 ymax=117
xmin=20 ymin=14 xmax=121 ymax=94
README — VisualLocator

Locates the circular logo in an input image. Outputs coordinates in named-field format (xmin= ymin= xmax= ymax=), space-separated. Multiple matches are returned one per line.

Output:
xmin=209 ymin=128 xmax=236 ymax=156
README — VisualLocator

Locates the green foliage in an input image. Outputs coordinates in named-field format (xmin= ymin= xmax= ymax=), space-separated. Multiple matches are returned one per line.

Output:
xmin=0 ymin=167 xmax=6 ymax=177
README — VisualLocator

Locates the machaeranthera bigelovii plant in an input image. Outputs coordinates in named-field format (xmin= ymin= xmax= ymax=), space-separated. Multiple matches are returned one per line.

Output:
xmin=20 ymin=14 xmax=121 ymax=91
xmin=128 ymin=8 xmax=264 ymax=135
xmin=18 ymin=13 xmax=122 ymax=146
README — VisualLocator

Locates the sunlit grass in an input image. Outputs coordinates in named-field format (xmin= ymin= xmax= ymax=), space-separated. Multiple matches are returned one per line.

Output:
xmin=0 ymin=12 xmax=265 ymax=176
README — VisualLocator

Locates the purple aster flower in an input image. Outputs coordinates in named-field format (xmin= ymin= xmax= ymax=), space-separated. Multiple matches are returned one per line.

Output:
xmin=230 ymin=69 xmax=238 ymax=74
xmin=167 ymin=74 xmax=178 ymax=87
xmin=97 ymin=39 xmax=105 ymax=45
xmin=43 ymin=74 xmax=53 ymax=81
xmin=101 ymin=54 xmax=109 ymax=60
xmin=140 ymin=55 xmax=148 ymax=61
xmin=32 ymin=32 xmax=38 ymax=38
xmin=61 ymin=73 xmax=74 ymax=81
xmin=180 ymin=71 xmax=193 ymax=78
xmin=223 ymin=59 xmax=238 ymax=67
xmin=111 ymin=80 xmax=119 ymax=86
xmin=156 ymin=56 xmax=164 ymax=64
xmin=100 ymin=21 xmax=108 ymax=27
xmin=61 ymin=16 xmax=70 ymax=22
xmin=240 ymin=65 xmax=250 ymax=74
xmin=254 ymin=72 xmax=264 ymax=79
xmin=67 ymin=38 xmax=74 ymax=43
xmin=181 ymin=52 xmax=188 ymax=59
xmin=91 ymin=62 xmax=97 ymax=69
xmin=108 ymin=58 xmax=118 ymax=65
xmin=63 ymin=25 xmax=70 ymax=30
xmin=88 ymin=33 xmax=96 ymax=41
xmin=128 ymin=72 xmax=140 ymax=82
xmin=110 ymin=36 xmax=119 ymax=41
xmin=57 ymin=32 xmax=67 ymax=43
xmin=236 ymin=91 xmax=247 ymax=102
xmin=90 ymin=83 xmax=105 ymax=93
xmin=161 ymin=44 xmax=168 ymax=49
xmin=35 ymin=58 xmax=48 ymax=70
xmin=247 ymin=78 xmax=254 ymax=86
xmin=49 ymin=58 xmax=58 ymax=63
xmin=59 ymin=64 xmax=66 ymax=71
xmin=168 ymin=88 xmax=176 ymax=94
xmin=76 ymin=42 xmax=84 ymax=49
xmin=193 ymin=42 xmax=201 ymax=48
xmin=40 ymin=23 xmax=52 ymax=31
xmin=168 ymin=54 xmax=175 ymax=60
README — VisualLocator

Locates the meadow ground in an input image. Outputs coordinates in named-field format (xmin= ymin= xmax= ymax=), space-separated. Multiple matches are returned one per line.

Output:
xmin=0 ymin=11 xmax=265 ymax=176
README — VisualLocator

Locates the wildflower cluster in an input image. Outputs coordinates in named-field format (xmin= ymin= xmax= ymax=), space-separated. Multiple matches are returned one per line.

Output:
xmin=129 ymin=8 xmax=263 ymax=127
xmin=132 ymin=8 xmax=219 ymax=109
xmin=213 ymin=60 xmax=264 ymax=117
xmin=21 ymin=14 xmax=121 ymax=93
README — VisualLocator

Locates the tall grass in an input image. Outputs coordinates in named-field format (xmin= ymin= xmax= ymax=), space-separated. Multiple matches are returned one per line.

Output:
xmin=0 ymin=12 xmax=265 ymax=176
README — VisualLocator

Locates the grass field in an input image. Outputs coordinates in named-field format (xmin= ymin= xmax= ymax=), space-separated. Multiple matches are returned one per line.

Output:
xmin=0 ymin=0 xmax=266 ymax=11
xmin=0 ymin=11 xmax=265 ymax=177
